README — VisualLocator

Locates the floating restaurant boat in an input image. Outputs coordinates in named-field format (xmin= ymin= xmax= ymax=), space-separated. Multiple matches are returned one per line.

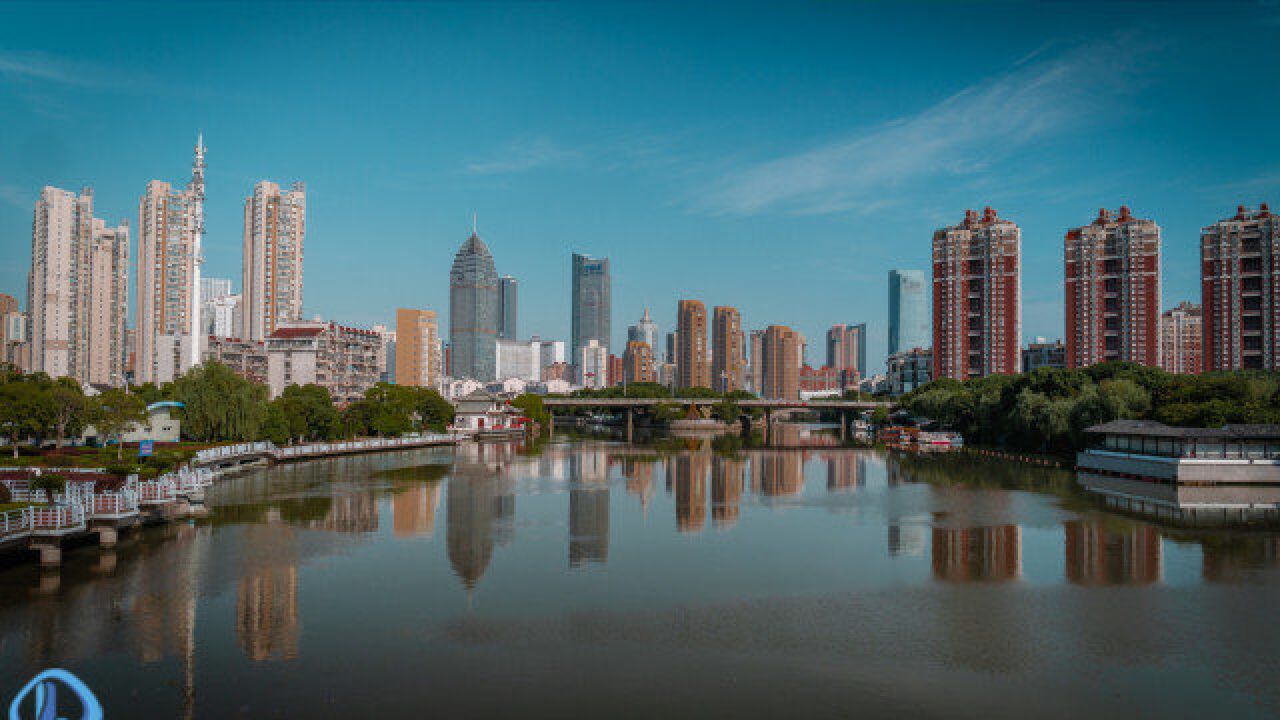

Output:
xmin=1076 ymin=420 xmax=1280 ymax=526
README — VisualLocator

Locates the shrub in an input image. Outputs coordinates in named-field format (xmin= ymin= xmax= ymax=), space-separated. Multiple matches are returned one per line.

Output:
xmin=105 ymin=463 xmax=137 ymax=477
xmin=32 ymin=473 xmax=66 ymax=495
xmin=0 ymin=484 xmax=11 ymax=503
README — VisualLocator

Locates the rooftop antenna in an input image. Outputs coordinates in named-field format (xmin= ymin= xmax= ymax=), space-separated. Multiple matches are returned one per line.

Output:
xmin=472 ymin=212 xmax=477 ymax=236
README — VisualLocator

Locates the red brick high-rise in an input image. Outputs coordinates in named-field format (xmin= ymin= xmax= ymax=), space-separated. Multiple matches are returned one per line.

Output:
xmin=1064 ymin=206 xmax=1161 ymax=368
xmin=932 ymin=207 xmax=1021 ymax=380
xmin=1201 ymin=204 xmax=1279 ymax=371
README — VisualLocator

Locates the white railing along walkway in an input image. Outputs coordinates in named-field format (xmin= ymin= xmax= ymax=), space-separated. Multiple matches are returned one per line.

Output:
xmin=0 ymin=507 xmax=33 ymax=539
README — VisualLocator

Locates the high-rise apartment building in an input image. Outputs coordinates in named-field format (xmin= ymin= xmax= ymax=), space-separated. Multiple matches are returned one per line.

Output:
xmin=1161 ymin=301 xmax=1203 ymax=375
xmin=623 ymin=340 xmax=655 ymax=384
xmin=578 ymin=339 xmax=608 ymax=389
xmin=627 ymin=307 xmax=659 ymax=351
xmin=761 ymin=325 xmax=802 ymax=401
xmin=27 ymin=186 xmax=129 ymax=386
xmin=395 ymin=308 xmax=440 ymax=388
xmin=748 ymin=329 xmax=765 ymax=394
xmin=571 ymin=253 xmax=611 ymax=362
xmin=242 ymin=180 xmax=306 ymax=342
xmin=137 ymin=136 xmax=206 ymax=384
xmin=711 ymin=306 xmax=744 ymax=392
xmin=0 ymin=294 xmax=21 ymax=369
xmin=201 ymin=277 xmax=242 ymax=339
xmin=888 ymin=269 xmax=929 ymax=356
xmin=1201 ymin=204 xmax=1279 ymax=371
xmin=1064 ymin=207 xmax=1161 ymax=368
xmin=498 ymin=276 xmax=518 ymax=340
xmin=826 ymin=323 xmax=866 ymax=379
xmin=932 ymin=207 xmax=1022 ymax=380
xmin=676 ymin=299 xmax=710 ymax=389
xmin=449 ymin=231 xmax=500 ymax=380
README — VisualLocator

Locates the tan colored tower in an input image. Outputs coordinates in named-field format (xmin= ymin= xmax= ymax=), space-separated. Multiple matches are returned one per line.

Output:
xmin=711 ymin=306 xmax=744 ymax=393
xmin=243 ymin=181 xmax=306 ymax=341
xmin=395 ymin=308 xmax=440 ymax=388
xmin=623 ymin=340 xmax=655 ymax=384
xmin=28 ymin=186 xmax=129 ymax=386
xmin=762 ymin=324 xmax=802 ymax=401
xmin=676 ymin=299 xmax=710 ymax=389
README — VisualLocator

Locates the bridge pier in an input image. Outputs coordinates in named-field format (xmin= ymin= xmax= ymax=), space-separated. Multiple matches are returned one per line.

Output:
xmin=98 ymin=526 xmax=118 ymax=549
xmin=33 ymin=541 xmax=62 ymax=567
xmin=625 ymin=407 xmax=634 ymax=443
xmin=763 ymin=408 xmax=772 ymax=445
xmin=840 ymin=412 xmax=848 ymax=442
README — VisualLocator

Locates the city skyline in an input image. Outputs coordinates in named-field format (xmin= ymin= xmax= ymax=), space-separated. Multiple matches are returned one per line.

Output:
xmin=3 ymin=4 xmax=1278 ymax=374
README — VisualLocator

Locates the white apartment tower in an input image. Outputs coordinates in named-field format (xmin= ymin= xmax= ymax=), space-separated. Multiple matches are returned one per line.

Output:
xmin=137 ymin=135 xmax=206 ymax=383
xmin=28 ymin=186 xmax=129 ymax=386
xmin=243 ymin=180 xmax=306 ymax=341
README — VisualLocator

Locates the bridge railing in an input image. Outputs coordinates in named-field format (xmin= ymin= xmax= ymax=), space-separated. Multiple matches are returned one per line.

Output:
xmin=30 ymin=504 xmax=86 ymax=532
xmin=195 ymin=441 xmax=276 ymax=463
xmin=0 ymin=507 xmax=32 ymax=538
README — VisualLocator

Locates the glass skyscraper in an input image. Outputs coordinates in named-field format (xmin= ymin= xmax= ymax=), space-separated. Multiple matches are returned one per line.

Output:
xmin=571 ymin=253 xmax=611 ymax=361
xmin=498 ymin=275 xmax=518 ymax=339
xmin=888 ymin=269 xmax=929 ymax=355
xmin=449 ymin=232 xmax=500 ymax=380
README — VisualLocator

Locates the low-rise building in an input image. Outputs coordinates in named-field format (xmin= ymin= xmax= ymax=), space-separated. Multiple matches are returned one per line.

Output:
xmin=204 ymin=336 xmax=268 ymax=384
xmin=887 ymin=347 xmax=932 ymax=395
xmin=265 ymin=320 xmax=380 ymax=405
xmin=1022 ymin=338 xmax=1066 ymax=372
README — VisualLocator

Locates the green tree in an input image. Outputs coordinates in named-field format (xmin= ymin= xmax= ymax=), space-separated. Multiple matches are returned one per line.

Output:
xmin=509 ymin=394 xmax=549 ymax=427
xmin=276 ymin=384 xmax=338 ymax=443
xmin=170 ymin=361 xmax=270 ymax=441
xmin=0 ymin=378 xmax=46 ymax=456
xmin=93 ymin=388 xmax=149 ymax=459
xmin=45 ymin=377 xmax=90 ymax=447
xmin=413 ymin=386 xmax=455 ymax=432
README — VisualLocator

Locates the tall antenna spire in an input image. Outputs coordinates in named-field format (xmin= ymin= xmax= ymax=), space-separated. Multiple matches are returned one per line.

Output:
xmin=472 ymin=212 xmax=477 ymax=236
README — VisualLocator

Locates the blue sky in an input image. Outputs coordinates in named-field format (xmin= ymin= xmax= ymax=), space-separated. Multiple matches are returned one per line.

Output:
xmin=2 ymin=1 xmax=1278 ymax=372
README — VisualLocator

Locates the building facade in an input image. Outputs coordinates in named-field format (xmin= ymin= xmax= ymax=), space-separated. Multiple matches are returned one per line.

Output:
xmin=623 ymin=340 xmax=655 ymax=384
xmin=1200 ymin=204 xmax=1279 ymax=371
xmin=265 ymin=320 xmax=380 ymax=404
xmin=627 ymin=307 xmax=659 ymax=351
xmin=137 ymin=136 xmax=206 ymax=384
xmin=676 ymin=299 xmax=710 ymax=389
xmin=395 ymin=308 xmax=440 ymax=388
xmin=1161 ymin=301 xmax=1203 ymax=375
xmin=887 ymin=347 xmax=932 ymax=396
xmin=571 ymin=253 xmax=611 ymax=364
xmin=27 ymin=186 xmax=129 ymax=386
xmin=498 ymin=275 xmax=518 ymax=340
xmin=826 ymin=323 xmax=866 ymax=380
xmin=0 ymin=294 xmax=25 ymax=370
xmin=888 ymin=269 xmax=929 ymax=356
xmin=1022 ymin=338 xmax=1067 ymax=372
xmin=242 ymin=181 xmax=306 ymax=342
xmin=761 ymin=324 xmax=802 ymax=401
xmin=1064 ymin=207 xmax=1161 ymax=368
xmin=748 ymin=329 xmax=765 ymax=394
xmin=711 ymin=305 xmax=744 ymax=392
xmin=932 ymin=207 xmax=1022 ymax=380
xmin=578 ymin=339 xmax=608 ymax=389
xmin=449 ymin=232 xmax=500 ymax=381
xmin=204 ymin=336 xmax=268 ymax=384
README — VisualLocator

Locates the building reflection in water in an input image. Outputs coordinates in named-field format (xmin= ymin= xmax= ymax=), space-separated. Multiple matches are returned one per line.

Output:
xmin=711 ymin=456 xmax=745 ymax=528
xmin=1063 ymin=519 xmax=1162 ymax=585
xmin=623 ymin=458 xmax=655 ymax=514
xmin=825 ymin=453 xmax=864 ymax=492
xmin=888 ymin=524 xmax=927 ymax=556
xmin=309 ymin=491 xmax=380 ymax=533
xmin=446 ymin=460 xmax=516 ymax=591
xmin=752 ymin=452 xmax=805 ymax=497
xmin=393 ymin=482 xmax=442 ymax=538
xmin=569 ymin=449 xmax=610 ymax=566
xmin=1202 ymin=536 xmax=1280 ymax=583
xmin=668 ymin=453 xmax=709 ymax=532
xmin=931 ymin=525 xmax=1022 ymax=582
xmin=236 ymin=511 xmax=301 ymax=662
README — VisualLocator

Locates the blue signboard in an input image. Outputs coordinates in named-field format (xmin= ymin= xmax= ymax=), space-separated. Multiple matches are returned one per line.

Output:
xmin=138 ymin=440 xmax=154 ymax=458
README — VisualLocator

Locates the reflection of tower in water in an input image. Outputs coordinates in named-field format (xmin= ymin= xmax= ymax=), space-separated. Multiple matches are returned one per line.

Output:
xmin=669 ymin=453 xmax=709 ymax=532
xmin=236 ymin=516 xmax=301 ymax=662
xmin=1202 ymin=535 xmax=1280 ymax=582
xmin=624 ymin=458 xmax=654 ymax=513
xmin=752 ymin=451 xmax=805 ymax=497
xmin=711 ymin=456 xmax=744 ymax=528
xmin=446 ymin=467 xmax=516 ymax=590
xmin=1064 ymin=519 xmax=1162 ymax=585
xmin=393 ymin=482 xmax=443 ymax=537
xmin=569 ymin=486 xmax=610 ymax=567
xmin=888 ymin=524 xmax=926 ymax=556
xmin=931 ymin=525 xmax=1022 ymax=582
xmin=825 ymin=453 xmax=864 ymax=492
xmin=310 ymin=491 xmax=380 ymax=533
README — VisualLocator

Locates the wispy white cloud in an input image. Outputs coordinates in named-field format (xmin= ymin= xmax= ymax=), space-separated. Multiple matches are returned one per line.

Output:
xmin=0 ymin=183 xmax=30 ymax=210
xmin=696 ymin=36 xmax=1151 ymax=216
xmin=0 ymin=51 xmax=124 ymax=89
xmin=464 ymin=137 xmax=580 ymax=175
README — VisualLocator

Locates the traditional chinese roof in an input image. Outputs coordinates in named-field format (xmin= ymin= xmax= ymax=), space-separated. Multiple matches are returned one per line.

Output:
xmin=1085 ymin=419 xmax=1280 ymax=440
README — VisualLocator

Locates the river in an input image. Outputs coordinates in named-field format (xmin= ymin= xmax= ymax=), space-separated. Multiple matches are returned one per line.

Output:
xmin=2 ymin=435 xmax=1278 ymax=718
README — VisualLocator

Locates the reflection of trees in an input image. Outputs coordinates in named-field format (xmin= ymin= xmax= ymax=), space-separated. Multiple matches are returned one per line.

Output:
xmin=931 ymin=526 xmax=1021 ymax=582
xmin=711 ymin=456 xmax=744 ymax=528
xmin=889 ymin=451 xmax=1078 ymax=497
xmin=1064 ymin=519 xmax=1161 ymax=585
xmin=1201 ymin=536 xmax=1280 ymax=583
xmin=668 ymin=453 xmax=709 ymax=533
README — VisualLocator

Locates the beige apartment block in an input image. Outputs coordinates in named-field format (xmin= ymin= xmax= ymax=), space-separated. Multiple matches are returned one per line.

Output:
xmin=243 ymin=181 xmax=306 ymax=341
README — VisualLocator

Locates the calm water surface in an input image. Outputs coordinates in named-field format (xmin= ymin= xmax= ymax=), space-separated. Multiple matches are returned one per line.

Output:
xmin=2 ymin=436 xmax=1279 ymax=718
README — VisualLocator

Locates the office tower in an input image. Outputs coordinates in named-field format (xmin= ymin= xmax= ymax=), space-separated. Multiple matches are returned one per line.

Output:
xmin=888 ymin=269 xmax=929 ymax=355
xmin=1201 ymin=204 xmax=1279 ymax=370
xmin=1161 ymin=302 xmax=1203 ymax=374
xmin=571 ymin=253 xmax=611 ymax=361
xmin=497 ymin=275 xmax=518 ymax=339
xmin=932 ymin=206 xmax=1022 ymax=380
xmin=748 ymin=329 xmax=765 ymax=394
xmin=137 ymin=135 xmax=206 ymax=383
xmin=495 ymin=338 xmax=549 ymax=382
xmin=1022 ymin=338 xmax=1066 ymax=372
xmin=711 ymin=306 xmax=744 ymax=392
xmin=538 ymin=339 xmax=566 ymax=376
xmin=449 ymin=230 xmax=500 ymax=380
xmin=761 ymin=324 xmax=802 ymax=400
xmin=242 ymin=180 xmax=306 ymax=342
xmin=676 ymin=299 xmax=710 ymax=389
xmin=578 ymin=339 xmax=608 ymax=388
xmin=826 ymin=323 xmax=866 ymax=378
xmin=27 ymin=186 xmax=129 ymax=386
xmin=624 ymin=340 xmax=655 ymax=384
xmin=1064 ymin=207 xmax=1161 ymax=368
xmin=887 ymin=347 xmax=932 ymax=396
xmin=395 ymin=308 xmax=440 ymax=388
xmin=627 ymin=307 xmax=659 ymax=350
xmin=665 ymin=331 xmax=678 ymax=365
xmin=200 ymin=277 xmax=242 ymax=339
xmin=201 ymin=277 xmax=232 ymax=300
